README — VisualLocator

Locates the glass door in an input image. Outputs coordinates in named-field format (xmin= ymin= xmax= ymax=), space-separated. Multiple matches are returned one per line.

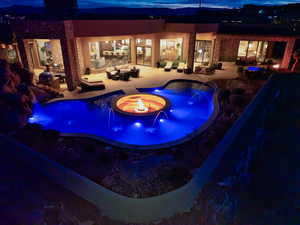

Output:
xmin=194 ymin=40 xmax=212 ymax=66
xmin=237 ymin=40 xmax=269 ymax=63
xmin=136 ymin=46 xmax=152 ymax=66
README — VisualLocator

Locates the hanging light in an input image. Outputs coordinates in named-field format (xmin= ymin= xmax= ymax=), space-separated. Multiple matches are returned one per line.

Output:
xmin=0 ymin=44 xmax=6 ymax=49
xmin=8 ymin=45 xmax=13 ymax=50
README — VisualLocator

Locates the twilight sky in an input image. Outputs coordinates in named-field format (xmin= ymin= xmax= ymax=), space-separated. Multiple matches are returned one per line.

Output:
xmin=0 ymin=0 xmax=299 ymax=9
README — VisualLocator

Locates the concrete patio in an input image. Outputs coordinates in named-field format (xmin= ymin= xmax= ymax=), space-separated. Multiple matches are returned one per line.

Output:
xmin=61 ymin=62 xmax=239 ymax=99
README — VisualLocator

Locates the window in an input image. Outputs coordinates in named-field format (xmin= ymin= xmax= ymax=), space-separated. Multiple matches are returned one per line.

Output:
xmin=136 ymin=39 xmax=152 ymax=46
xmin=238 ymin=40 xmax=268 ymax=62
xmin=6 ymin=47 xmax=18 ymax=63
xmin=237 ymin=41 xmax=248 ymax=57
xmin=89 ymin=42 xmax=101 ymax=69
xmin=247 ymin=41 xmax=259 ymax=58
xmin=194 ymin=40 xmax=212 ymax=65
xmin=136 ymin=39 xmax=152 ymax=66
xmin=36 ymin=40 xmax=53 ymax=66
xmin=35 ymin=39 xmax=64 ymax=69
xmin=160 ymin=38 xmax=183 ymax=61
xmin=88 ymin=39 xmax=131 ymax=69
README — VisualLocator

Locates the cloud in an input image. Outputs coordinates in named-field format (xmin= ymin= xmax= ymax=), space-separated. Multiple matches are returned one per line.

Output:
xmin=78 ymin=0 xmax=300 ymax=8
xmin=0 ymin=0 xmax=299 ymax=8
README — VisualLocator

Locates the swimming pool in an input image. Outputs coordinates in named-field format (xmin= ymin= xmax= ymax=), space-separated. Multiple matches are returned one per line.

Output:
xmin=28 ymin=80 xmax=219 ymax=149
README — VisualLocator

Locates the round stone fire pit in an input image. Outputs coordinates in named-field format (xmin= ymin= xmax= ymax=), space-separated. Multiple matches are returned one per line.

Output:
xmin=113 ymin=94 xmax=170 ymax=116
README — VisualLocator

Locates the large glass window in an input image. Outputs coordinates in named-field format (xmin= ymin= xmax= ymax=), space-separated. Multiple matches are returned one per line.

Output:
xmin=237 ymin=41 xmax=248 ymax=57
xmin=36 ymin=39 xmax=64 ymax=70
xmin=36 ymin=40 xmax=53 ymax=66
xmin=6 ymin=46 xmax=18 ymax=63
xmin=89 ymin=39 xmax=131 ymax=69
xmin=160 ymin=38 xmax=183 ymax=61
xmin=136 ymin=38 xmax=152 ymax=66
xmin=89 ymin=42 xmax=101 ymax=68
xmin=247 ymin=41 xmax=259 ymax=58
xmin=194 ymin=40 xmax=212 ymax=66
xmin=237 ymin=40 xmax=268 ymax=62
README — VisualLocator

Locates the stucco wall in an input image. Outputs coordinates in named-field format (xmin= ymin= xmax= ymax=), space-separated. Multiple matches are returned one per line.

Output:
xmin=219 ymin=39 xmax=240 ymax=62
xmin=72 ymin=20 xmax=165 ymax=37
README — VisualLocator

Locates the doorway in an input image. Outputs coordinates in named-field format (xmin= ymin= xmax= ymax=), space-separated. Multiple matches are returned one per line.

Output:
xmin=136 ymin=46 xmax=152 ymax=66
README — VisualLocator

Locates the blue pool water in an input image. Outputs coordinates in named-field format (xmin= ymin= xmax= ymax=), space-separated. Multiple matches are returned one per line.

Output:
xmin=247 ymin=66 xmax=263 ymax=71
xmin=29 ymin=80 xmax=217 ymax=149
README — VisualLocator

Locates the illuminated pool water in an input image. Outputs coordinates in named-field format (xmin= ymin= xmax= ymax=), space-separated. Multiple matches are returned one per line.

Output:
xmin=29 ymin=80 xmax=218 ymax=149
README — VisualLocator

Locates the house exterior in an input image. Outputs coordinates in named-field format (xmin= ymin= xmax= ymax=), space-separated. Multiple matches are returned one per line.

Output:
xmin=11 ymin=19 xmax=299 ymax=90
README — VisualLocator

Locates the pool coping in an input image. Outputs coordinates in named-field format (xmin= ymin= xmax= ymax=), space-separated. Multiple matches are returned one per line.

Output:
xmin=41 ymin=79 xmax=220 ymax=150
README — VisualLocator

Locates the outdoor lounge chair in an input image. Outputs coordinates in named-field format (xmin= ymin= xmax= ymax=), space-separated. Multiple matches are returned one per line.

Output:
xmin=177 ymin=62 xmax=186 ymax=72
xmin=80 ymin=79 xmax=105 ymax=92
xmin=106 ymin=67 xmax=120 ymax=79
xmin=130 ymin=67 xmax=140 ymax=78
xmin=119 ymin=71 xmax=130 ymax=81
xmin=164 ymin=61 xmax=173 ymax=72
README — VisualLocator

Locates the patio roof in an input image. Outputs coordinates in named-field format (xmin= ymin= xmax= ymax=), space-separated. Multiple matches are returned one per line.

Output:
xmin=72 ymin=19 xmax=165 ymax=37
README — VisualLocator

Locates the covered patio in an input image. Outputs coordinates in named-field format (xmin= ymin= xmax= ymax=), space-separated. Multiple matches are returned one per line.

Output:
xmin=62 ymin=62 xmax=239 ymax=99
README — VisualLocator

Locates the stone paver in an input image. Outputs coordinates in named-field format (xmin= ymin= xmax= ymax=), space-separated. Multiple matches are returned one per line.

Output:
xmin=60 ymin=63 xmax=238 ymax=100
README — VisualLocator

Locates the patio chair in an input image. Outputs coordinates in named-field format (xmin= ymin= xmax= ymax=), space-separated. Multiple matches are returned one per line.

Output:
xmin=164 ymin=61 xmax=173 ymax=72
xmin=130 ymin=67 xmax=140 ymax=78
xmin=106 ymin=67 xmax=120 ymax=79
xmin=204 ymin=67 xmax=215 ymax=75
xmin=177 ymin=62 xmax=186 ymax=72
xmin=119 ymin=72 xmax=130 ymax=81
xmin=80 ymin=79 xmax=105 ymax=92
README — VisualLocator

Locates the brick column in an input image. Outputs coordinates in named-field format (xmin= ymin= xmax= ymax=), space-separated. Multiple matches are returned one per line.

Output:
xmin=281 ymin=38 xmax=296 ymax=69
xmin=187 ymin=32 xmax=196 ymax=70
xmin=61 ymin=21 xmax=80 ymax=91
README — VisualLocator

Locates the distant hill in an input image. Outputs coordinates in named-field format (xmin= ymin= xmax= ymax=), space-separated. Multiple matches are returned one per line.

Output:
xmin=0 ymin=5 xmax=231 ymax=17
xmin=0 ymin=5 xmax=45 ymax=15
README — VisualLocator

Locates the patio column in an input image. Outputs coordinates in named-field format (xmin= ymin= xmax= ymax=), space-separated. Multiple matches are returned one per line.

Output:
xmin=16 ymin=39 xmax=31 ymax=70
xmin=281 ymin=38 xmax=296 ymax=69
xmin=153 ymin=36 xmax=160 ymax=67
xmin=61 ymin=21 xmax=81 ymax=91
xmin=131 ymin=37 xmax=137 ymax=65
xmin=212 ymin=36 xmax=222 ymax=63
xmin=187 ymin=32 xmax=196 ymax=70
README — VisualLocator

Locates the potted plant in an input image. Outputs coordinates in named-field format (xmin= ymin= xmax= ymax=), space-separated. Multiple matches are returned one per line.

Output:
xmin=85 ymin=67 xmax=91 ymax=75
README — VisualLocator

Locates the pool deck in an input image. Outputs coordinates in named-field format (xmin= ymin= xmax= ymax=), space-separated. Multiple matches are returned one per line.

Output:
xmin=62 ymin=62 xmax=238 ymax=99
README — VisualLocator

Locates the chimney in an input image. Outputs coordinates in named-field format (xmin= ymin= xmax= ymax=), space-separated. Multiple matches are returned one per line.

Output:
xmin=44 ymin=0 xmax=78 ymax=18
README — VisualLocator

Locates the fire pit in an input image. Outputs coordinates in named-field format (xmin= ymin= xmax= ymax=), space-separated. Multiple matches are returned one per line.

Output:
xmin=113 ymin=94 xmax=170 ymax=116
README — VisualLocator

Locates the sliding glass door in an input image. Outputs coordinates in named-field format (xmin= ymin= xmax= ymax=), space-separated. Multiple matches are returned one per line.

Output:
xmin=237 ymin=40 xmax=268 ymax=62
xmin=88 ymin=39 xmax=131 ymax=69
xmin=194 ymin=40 xmax=212 ymax=66
xmin=136 ymin=39 xmax=152 ymax=66
xmin=136 ymin=46 xmax=152 ymax=66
